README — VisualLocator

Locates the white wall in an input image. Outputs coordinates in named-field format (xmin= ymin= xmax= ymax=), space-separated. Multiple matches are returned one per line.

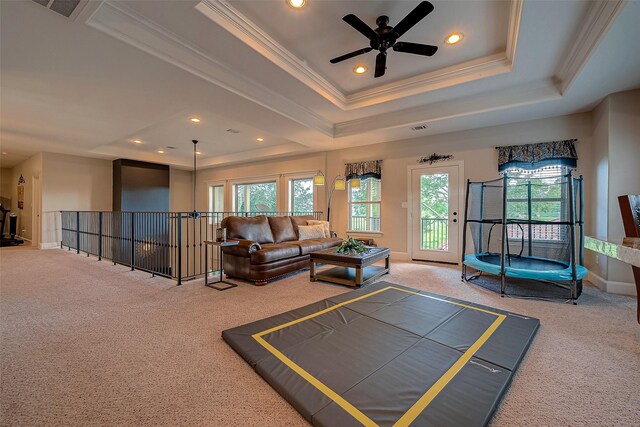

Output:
xmin=327 ymin=113 xmax=593 ymax=257
xmin=40 ymin=152 xmax=113 ymax=247
xmin=0 ymin=168 xmax=12 ymax=209
xmin=170 ymin=167 xmax=193 ymax=212
xmin=10 ymin=153 xmax=43 ymax=244
xmin=605 ymin=90 xmax=640 ymax=288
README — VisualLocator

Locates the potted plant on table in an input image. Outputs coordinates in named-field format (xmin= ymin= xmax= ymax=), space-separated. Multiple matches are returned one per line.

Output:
xmin=336 ymin=237 xmax=369 ymax=255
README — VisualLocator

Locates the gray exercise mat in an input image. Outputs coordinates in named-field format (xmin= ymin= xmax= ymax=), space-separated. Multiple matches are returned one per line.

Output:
xmin=222 ymin=281 xmax=539 ymax=426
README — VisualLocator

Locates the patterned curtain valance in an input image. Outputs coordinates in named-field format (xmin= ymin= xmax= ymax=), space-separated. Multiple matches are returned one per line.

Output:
xmin=498 ymin=139 xmax=578 ymax=172
xmin=344 ymin=160 xmax=382 ymax=180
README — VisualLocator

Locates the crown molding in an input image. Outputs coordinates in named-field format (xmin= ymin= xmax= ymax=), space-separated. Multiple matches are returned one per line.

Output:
xmin=86 ymin=1 xmax=334 ymax=137
xmin=334 ymin=79 xmax=560 ymax=138
xmin=196 ymin=0 xmax=523 ymax=111
xmin=195 ymin=0 xmax=347 ymax=109
xmin=556 ymin=0 xmax=626 ymax=94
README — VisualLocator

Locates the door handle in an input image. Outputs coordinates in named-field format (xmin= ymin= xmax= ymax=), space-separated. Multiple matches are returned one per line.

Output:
xmin=452 ymin=219 xmax=458 ymax=223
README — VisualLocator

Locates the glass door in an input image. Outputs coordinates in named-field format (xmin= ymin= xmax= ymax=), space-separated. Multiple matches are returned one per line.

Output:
xmin=411 ymin=165 xmax=460 ymax=263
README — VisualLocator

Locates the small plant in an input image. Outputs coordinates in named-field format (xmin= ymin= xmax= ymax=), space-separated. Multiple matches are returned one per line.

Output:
xmin=337 ymin=237 xmax=369 ymax=255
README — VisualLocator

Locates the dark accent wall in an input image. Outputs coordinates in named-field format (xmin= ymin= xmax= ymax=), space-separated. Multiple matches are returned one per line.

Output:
xmin=113 ymin=159 xmax=170 ymax=212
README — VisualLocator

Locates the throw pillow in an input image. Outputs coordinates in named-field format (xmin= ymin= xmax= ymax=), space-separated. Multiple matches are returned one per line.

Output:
xmin=297 ymin=224 xmax=326 ymax=241
xmin=307 ymin=220 xmax=330 ymax=238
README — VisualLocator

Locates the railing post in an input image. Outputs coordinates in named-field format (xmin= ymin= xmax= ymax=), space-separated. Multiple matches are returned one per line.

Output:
xmin=98 ymin=212 xmax=103 ymax=261
xmin=177 ymin=213 xmax=182 ymax=285
xmin=76 ymin=211 xmax=80 ymax=254
xmin=130 ymin=212 xmax=135 ymax=271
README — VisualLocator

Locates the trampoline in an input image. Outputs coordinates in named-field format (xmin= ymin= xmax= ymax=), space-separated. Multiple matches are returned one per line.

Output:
xmin=223 ymin=281 xmax=540 ymax=427
xmin=461 ymin=172 xmax=588 ymax=302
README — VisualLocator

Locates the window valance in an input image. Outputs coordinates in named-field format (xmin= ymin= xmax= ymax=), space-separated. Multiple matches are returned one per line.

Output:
xmin=498 ymin=139 xmax=578 ymax=172
xmin=345 ymin=160 xmax=382 ymax=180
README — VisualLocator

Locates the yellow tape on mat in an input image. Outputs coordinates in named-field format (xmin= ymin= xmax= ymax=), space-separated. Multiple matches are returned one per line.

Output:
xmin=252 ymin=286 xmax=506 ymax=427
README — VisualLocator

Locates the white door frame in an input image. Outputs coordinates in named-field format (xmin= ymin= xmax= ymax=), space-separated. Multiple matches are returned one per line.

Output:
xmin=32 ymin=175 xmax=41 ymax=247
xmin=406 ymin=161 xmax=465 ymax=263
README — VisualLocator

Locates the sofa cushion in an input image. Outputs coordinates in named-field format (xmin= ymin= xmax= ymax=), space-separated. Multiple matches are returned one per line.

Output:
xmin=268 ymin=216 xmax=297 ymax=243
xmin=297 ymin=238 xmax=342 ymax=255
xmin=298 ymin=224 xmax=326 ymax=240
xmin=307 ymin=220 xmax=330 ymax=238
xmin=223 ymin=215 xmax=274 ymax=244
xmin=250 ymin=243 xmax=301 ymax=264
xmin=290 ymin=215 xmax=315 ymax=238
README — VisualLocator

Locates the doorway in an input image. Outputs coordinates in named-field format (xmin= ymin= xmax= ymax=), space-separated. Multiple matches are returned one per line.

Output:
xmin=409 ymin=163 xmax=462 ymax=264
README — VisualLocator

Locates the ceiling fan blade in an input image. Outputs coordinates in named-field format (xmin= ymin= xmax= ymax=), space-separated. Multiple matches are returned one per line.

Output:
xmin=343 ymin=14 xmax=379 ymax=42
xmin=374 ymin=52 xmax=387 ymax=78
xmin=330 ymin=47 xmax=373 ymax=64
xmin=393 ymin=1 xmax=434 ymax=38
xmin=393 ymin=41 xmax=438 ymax=56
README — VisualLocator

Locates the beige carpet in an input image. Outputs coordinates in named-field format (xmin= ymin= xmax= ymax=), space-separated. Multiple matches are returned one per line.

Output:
xmin=1 ymin=247 xmax=639 ymax=426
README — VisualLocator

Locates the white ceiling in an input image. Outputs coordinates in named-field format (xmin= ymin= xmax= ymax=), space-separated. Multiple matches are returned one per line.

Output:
xmin=1 ymin=0 xmax=639 ymax=169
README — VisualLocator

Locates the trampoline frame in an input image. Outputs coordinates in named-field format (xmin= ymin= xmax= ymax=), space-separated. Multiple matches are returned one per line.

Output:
xmin=461 ymin=172 xmax=586 ymax=304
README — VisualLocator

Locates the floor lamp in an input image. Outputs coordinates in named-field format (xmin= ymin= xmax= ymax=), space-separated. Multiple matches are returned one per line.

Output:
xmin=313 ymin=171 xmax=360 ymax=224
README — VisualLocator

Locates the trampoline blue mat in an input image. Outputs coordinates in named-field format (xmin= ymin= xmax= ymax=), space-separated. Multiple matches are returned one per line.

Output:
xmin=464 ymin=254 xmax=588 ymax=281
xmin=223 ymin=281 xmax=540 ymax=426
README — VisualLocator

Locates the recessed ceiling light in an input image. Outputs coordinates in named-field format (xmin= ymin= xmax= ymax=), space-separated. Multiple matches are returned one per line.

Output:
xmin=256 ymin=137 xmax=264 ymax=142
xmin=196 ymin=151 xmax=202 ymax=155
xmin=157 ymin=150 xmax=165 ymax=154
xmin=133 ymin=139 xmax=142 ymax=144
xmin=287 ymin=0 xmax=305 ymax=8
xmin=353 ymin=65 xmax=367 ymax=74
xmin=445 ymin=33 xmax=463 ymax=45
xmin=190 ymin=117 xmax=201 ymax=123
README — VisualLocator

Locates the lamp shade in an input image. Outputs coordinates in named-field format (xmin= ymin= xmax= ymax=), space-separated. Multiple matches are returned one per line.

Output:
xmin=334 ymin=178 xmax=346 ymax=190
xmin=313 ymin=174 xmax=325 ymax=185
xmin=350 ymin=178 xmax=361 ymax=188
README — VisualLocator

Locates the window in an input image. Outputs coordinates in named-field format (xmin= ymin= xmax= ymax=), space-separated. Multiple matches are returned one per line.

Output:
xmin=348 ymin=177 xmax=381 ymax=232
xmin=234 ymin=181 xmax=277 ymax=213
xmin=289 ymin=177 xmax=314 ymax=213
xmin=505 ymin=165 xmax=568 ymax=241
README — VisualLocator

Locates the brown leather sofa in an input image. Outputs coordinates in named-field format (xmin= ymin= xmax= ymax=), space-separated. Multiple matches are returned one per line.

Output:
xmin=220 ymin=215 xmax=342 ymax=285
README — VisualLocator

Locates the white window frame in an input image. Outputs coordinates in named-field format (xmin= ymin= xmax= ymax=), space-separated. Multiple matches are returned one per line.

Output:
xmin=232 ymin=177 xmax=279 ymax=213
xmin=347 ymin=177 xmax=382 ymax=234
xmin=285 ymin=173 xmax=317 ymax=213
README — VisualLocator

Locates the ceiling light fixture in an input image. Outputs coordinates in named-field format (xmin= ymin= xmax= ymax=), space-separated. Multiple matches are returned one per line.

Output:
xmin=133 ymin=139 xmax=142 ymax=144
xmin=445 ymin=33 xmax=463 ymax=45
xmin=196 ymin=151 xmax=202 ymax=155
xmin=190 ymin=117 xmax=201 ymax=123
xmin=157 ymin=150 xmax=165 ymax=154
xmin=287 ymin=0 xmax=305 ymax=9
xmin=353 ymin=65 xmax=367 ymax=74
xmin=256 ymin=137 xmax=264 ymax=142
xmin=1 ymin=152 xmax=6 ymax=155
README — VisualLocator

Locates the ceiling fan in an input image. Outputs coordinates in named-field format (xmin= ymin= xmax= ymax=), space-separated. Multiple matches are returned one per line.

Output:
xmin=330 ymin=1 xmax=438 ymax=78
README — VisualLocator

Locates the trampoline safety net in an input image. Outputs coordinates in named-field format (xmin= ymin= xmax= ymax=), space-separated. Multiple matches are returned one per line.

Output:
xmin=462 ymin=172 xmax=587 ymax=301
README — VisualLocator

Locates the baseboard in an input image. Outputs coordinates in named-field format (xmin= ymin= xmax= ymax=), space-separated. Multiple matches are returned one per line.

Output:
xmin=586 ymin=272 xmax=636 ymax=296
xmin=39 ymin=242 xmax=61 ymax=250
xmin=390 ymin=251 xmax=410 ymax=261
xmin=607 ymin=281 xmax=637 ymax=297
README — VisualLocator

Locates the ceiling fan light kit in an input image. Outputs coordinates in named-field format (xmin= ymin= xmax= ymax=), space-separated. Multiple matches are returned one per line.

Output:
xmin=330 ymin=1 xmax=438 ymax=78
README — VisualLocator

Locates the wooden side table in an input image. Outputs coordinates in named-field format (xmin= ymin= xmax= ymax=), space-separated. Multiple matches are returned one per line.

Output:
xmin=204 ymin=240 xmax=239 ymax=291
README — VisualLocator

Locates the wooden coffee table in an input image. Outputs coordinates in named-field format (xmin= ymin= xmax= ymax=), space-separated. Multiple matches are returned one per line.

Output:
xmin=309 ymin=247 xmax=390 ymax=287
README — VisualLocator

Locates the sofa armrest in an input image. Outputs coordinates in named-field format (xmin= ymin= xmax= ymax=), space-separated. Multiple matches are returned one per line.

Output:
xmin=222 ymin=240 xmax=262 ymax=257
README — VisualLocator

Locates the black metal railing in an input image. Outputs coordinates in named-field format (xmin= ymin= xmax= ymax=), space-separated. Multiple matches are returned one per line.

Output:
xmin=421 ymin=218 xmax=448 ymax=250
xmin=61 ymin=211 xmax=322 ymax=285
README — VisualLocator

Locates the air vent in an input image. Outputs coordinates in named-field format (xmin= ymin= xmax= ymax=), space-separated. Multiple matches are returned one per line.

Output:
xmin=31 ymin=0 xmax=82 ymax=19
xmin=166 ymin=146 xmax=176 ymax=150
xmin=226 ymin=128 xmax=240 ymax=134
xmin=411 ymin=124 xmax=429 ymax=131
